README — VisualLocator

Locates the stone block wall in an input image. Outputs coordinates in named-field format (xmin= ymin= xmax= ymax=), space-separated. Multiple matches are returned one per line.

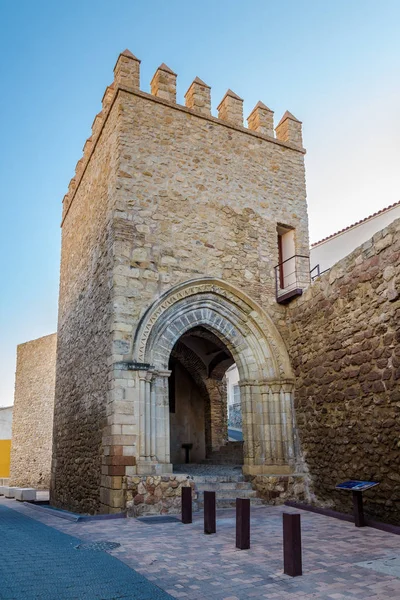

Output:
xmin=51 ymin=86 xmax=120 ymax=513
xmin=288 ymin=218 xmax=400 ymax=524
xmin=112 ymin=86 xmax=309 ymax=344
xmin=250 ymin=474 xmax=308 ymax=504
xmin=126 ymin=475 xmax=194 ymax=517
xmin=10 ymin=334 xmax=57 ymax=489
xmin=53 ymin=50 xmax=310 ymax=513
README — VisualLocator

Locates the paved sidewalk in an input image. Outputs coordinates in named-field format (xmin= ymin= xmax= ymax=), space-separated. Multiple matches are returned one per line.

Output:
xmin=2 ymin=498 xmax=400 ymax=599
xmin=0 ymin=502 xmax=171 ymax=599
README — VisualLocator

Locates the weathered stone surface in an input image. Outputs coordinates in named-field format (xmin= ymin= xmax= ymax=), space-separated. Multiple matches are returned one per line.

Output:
xmin=52 ymin=51 xmax=309 ymax=514
xmin=288 ymin=218 xmax=400 ymax=524
xmin=249 ymin=474 xmax=307 ymax=504
xmin=10 ymin=334 xmax=57 ymax=490
xmin=51 ymin=93 xmax=119 ymax=514
xmin=126 ymin=475 xmax=194 ymax=516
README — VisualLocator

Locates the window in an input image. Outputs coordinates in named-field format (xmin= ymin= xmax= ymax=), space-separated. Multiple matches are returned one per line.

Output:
xmin=277 ymin=225 xmax=295 ymax=290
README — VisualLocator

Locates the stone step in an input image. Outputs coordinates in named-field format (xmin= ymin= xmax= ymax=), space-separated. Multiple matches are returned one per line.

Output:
xmin=196 ymin=489 xmax=257 ymax=500
xmin=201 ymin=457 xmax=242 ymax=465
xmin=195 ymin=481 xmax=251 ymax=491
xmin=210 ymin=445 xmax=243 ymax=454
xmin=197 ymin=496 xmax=264 ymax=509
xmin=192 ymin=474 xmax=245 ymax=483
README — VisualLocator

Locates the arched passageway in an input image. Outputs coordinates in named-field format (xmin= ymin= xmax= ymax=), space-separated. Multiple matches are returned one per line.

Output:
xmin=168 ymin=326 xmax=236 ymax=465
xmin=131 ymin=278 xmax=298 ymax=476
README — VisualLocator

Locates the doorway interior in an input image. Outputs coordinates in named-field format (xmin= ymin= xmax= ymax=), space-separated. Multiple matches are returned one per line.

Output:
xmin=168 ymin=326 xmax=243 ymax=467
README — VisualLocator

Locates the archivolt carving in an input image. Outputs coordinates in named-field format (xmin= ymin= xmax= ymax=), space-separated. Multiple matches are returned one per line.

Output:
xmin=132 ymin=278 xmax=293 ymax=380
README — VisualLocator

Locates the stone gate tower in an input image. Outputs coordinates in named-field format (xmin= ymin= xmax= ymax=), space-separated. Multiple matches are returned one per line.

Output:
xmin=52 ymin=50 xmax=310 ymax=514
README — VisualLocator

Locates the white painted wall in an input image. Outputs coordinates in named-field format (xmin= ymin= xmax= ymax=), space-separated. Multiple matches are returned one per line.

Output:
xmin=226 ymin=364 xmax=239 ymax=407
xmin=0 ymin=406 xmax=13 ymax=440
xmin=281 ymin=229 xmax=296 ymax=289
xmin=310 ymin=204 xmax=400 ymax=274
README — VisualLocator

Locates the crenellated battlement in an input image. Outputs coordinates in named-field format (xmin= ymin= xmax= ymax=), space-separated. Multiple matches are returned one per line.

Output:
xmin=62 ymin=49 xmax=304 ymax=223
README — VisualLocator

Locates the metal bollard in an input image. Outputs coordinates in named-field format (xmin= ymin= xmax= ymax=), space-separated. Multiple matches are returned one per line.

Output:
xmin=236 ymin=498 xmax=250 ymax=549
xmin=181 ymin=486 xmax=192 ymax=524
xmin=204 ymin=491 xmax=216 ymax=534
xmin=283 ymin=513 xmax=302 ymax=576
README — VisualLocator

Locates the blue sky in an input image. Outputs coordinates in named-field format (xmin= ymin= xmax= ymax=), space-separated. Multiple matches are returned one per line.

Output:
xmin=1 ymin=0 xmax=400 ymax=405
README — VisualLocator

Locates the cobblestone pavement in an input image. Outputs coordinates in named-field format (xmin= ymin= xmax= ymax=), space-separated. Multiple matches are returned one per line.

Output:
xmin=2 ymin=498 xmax=400 ymax=600
xmin=0 ymin=501 xmax=171 ymax=599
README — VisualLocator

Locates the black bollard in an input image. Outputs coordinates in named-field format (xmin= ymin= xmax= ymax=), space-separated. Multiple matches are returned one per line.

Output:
xmin=204 ymin=491 xmax=216 ymax=534
xmin=283 ymin=513 xmax=302 ymax=577
xmin=236 ymin=498 xmax=250 ymax=549
xmin=181 ymin=486 xmax=192 ymax=524
xmin=352 ymin=491 xmax=365 ymax=527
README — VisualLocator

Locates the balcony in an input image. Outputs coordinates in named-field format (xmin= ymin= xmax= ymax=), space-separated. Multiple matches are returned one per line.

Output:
xmin=274 ymin=254 xmax=310 ymax=304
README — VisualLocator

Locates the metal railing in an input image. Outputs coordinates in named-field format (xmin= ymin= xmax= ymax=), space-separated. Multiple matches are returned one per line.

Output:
xmin=310 ymin=264 xmax=330 ymax=281
xmin=274 ymin=254 xmax=310 ymax=301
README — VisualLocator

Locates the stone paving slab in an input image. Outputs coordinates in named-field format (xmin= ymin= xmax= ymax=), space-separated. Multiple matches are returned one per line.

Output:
xmin=0 ymin=500 xmax=172 ymax=599
xmin=356 ymin=554 xmax=400 ymax=578
xmin=2 ymin=498 xmax=400 ymax=599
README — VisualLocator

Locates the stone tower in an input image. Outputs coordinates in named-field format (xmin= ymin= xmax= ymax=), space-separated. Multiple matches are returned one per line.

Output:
xmin=52 ymin=49 xmax=310 ymax=514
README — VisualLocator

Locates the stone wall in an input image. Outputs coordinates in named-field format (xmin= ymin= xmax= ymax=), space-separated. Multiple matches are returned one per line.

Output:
xmin=126 ymin=475 xmax=194 ymax=517
xmin=53 ymin=50 xmax=309 ymax=513
xmin=288 ymin=218 xmax=400 ymax=524
xmin=10 ymin=334 xmax=57 ymax=489
xmin=111 ymin=86 xmax=308 ymax=349
xmin=250 ymin=474 xmax=308 ymax=504
xmin=51 ymin=87 xmax=120 ymax=513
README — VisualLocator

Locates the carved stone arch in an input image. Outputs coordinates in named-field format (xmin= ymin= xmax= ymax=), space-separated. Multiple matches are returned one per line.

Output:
xmin=131 ymin=278 xmax=297 ymax=476
xmin=132 ymin=278 xmax=293 ymax=381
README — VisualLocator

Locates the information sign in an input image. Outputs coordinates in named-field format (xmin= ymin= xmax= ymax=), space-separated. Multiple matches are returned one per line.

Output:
xmin=336 ymin=480 xmax=379 ymax=492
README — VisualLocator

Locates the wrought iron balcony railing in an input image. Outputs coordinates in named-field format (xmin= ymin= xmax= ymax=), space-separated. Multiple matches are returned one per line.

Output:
xmin=274 ymin=254 xmax=310 ymax=304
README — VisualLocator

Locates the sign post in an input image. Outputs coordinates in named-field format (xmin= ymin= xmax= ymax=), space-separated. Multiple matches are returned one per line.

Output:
xmin=336 ymin=480 xmax=379 ymax=528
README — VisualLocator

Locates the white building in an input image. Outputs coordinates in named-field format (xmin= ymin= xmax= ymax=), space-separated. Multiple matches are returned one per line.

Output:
xmin=0 ymin=406 xmax=12 ymax=440
xmin=310 ymin=201 xmax=400 ymax=275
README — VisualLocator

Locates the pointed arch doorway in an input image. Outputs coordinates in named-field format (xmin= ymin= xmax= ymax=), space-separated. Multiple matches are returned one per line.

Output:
xmin=168 ymin=325 xmax=237 ymax=466
xmin=131 ymin=278 xmax=298 ymax=476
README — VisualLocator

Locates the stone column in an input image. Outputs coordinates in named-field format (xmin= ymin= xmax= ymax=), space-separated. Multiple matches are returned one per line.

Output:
xmin=241 ymin=379 xmax=296 ymax=476
xmin=137 ymin=369 xmax=172 ymax=475
xmin=239 ymin=382 xmax=254 ymax=469
xmin=259 ymin=382 xmax=272 ymax=463
xmin=138 ymin=371 xmax=147 ymax=462
xmin=154 ymin=371 xmax=172 ymax=466
xmin=249 ymin=384 xmax=263 ymax=464
xmin=205 ymin=378 xmax=228 ymax=451
xmin=281 ymin=381 xmax=296 ymax=466
xmin=269 ymin=382 xmax=284 ymax=465
xmin=144 ymin=372 xmax=152 ymax=460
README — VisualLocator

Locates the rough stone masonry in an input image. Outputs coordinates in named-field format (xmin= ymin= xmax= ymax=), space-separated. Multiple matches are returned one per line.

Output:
xmin=10 ymin=50 xmax=399 ymax=524
xmin=10 ymin=334 xmax=57 ymax=489
xmin=52 ymin=49 xmax=309 ymax=514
